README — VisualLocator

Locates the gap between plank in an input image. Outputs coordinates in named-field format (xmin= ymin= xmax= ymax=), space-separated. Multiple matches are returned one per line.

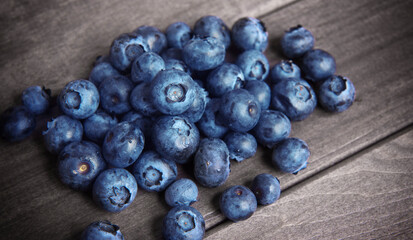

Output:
xmin=206 ymin=122 xmax=413 ymax=234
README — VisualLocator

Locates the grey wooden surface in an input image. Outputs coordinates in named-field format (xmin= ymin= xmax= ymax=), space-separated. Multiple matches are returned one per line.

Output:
xmin=1 ymin=0 xmax=412 ymax=239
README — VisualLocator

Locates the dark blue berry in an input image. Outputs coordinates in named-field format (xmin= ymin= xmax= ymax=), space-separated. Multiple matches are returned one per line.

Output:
xmin=220 ymin=185 xmax=257 ymax=222
xmin=206 ymin=63 xmax=245 ymax=98
xmin=193 ymin=15 xmax=231 ymax=49
xmin=252 ymin=110 xmax=291 ymax=148
xmin=109 ymin=32 xmax=149 ymax=72
xmin=152 ymin=115 xmax=200 ymax=164
xmin=236 ymin=50 xmax=269 ymax=81
xmin=271 ymin=78 xmax=317 ymax=121
xmin=58 ymin=141 xmax=106 ymax=191
xmin=92 ymin=168 xmax=138 ymax=212
xmin=80 ymin=220 xmax=124 ymax=240
xmin=130 ymin=82 xmax=160 ymax=117
xmin=162 ymin=206 xmax=205 ymax=240
xmin=102 ymin=121 xmax=145 ymax=168
xmin=243 ymin=80 xmax=271 ymax=110
xmin=58 ymin=79 xmax=99 ymax=119
xmin=166 ymin=22 xmax=192 ymax=49
xmin=194 ymin=138 xmax=230 ymax=188
xmin=21 ymin=86 xmax=50 ymax=115
xmin=318 ymin=75 xmax=356 ymax=112
xmin=134 ymin=25 xmax=167 ymax=54
xmin=281 ymin=25 xmax=314 ymax=59
xmin=131 ymin=52 xmax=165 ymax=84
xmin=300 ymin=49 xmax=336 ymax=82
xmin=150 ymin=69 xmax=196 ymax=115
xmin=250 ymin=173 xmax=281 ymax=205
xmin=182 ymin=36 xmax=225 ymax=71
xmin=224 ymin=132 xmax=257 ymax=162
xmin=131 ymin=150 xmax=177 ymax=192
xmin=99 ymin=75 xmax=133 ymax=115
xmin=89 ymin=61 xmax=121 ymax=87
xmin=270 ymin=60 xmax=301 ymax=84
xmin=272 ymin=138 xmax=310 ymax=174
xmin=218 ymin=89 xmax=261 ymax=132
xmin=231 ymin=17 xmax=268 ymax=52
xmin=0 ymin=106 xmax=36 ymax=142
xmin=165 ymin=178 xmax=198 ymax=207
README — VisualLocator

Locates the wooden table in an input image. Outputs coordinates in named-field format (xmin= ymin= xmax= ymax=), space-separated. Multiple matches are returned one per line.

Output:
xmin=1 ymin=0 xmax=412 ymax=239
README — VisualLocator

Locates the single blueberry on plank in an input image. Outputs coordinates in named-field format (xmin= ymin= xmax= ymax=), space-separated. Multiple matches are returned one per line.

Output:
xmin=92 ymin=168 xmax=138 ymax=212
xmin=272 ymin=137 xmax=310 ymax=174
xmin=22 ymin=85 xmax=51 ymax=115
xmin=318 ymin=75 xmax=356 ymax=112
xmin=250 ymin=173 xmax=281 ymax=205
xmin=80 ymin=220 xmax=124 ymax=240
xmin=281 ymin=25 xmax=314 ymax=59
xmin=220 ymin=185 xmax=257 ymax=222
xmin=162 ymin=206 xmax=205 ymax=240
xmin=0 ymin=106 xmax=36 ymax=142
xmin=165 ymin=178 xmax=199 ymax=207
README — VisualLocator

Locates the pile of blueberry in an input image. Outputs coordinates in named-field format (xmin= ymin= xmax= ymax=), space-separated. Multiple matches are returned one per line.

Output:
xmin=0 ymin=15 xmax=355 ymax=240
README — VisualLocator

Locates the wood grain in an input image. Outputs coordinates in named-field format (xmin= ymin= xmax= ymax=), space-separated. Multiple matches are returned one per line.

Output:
xmin=1 ymin=0 xmax=413 ymax=239
xmin=206 ymin=128 xmax=413 ymax=239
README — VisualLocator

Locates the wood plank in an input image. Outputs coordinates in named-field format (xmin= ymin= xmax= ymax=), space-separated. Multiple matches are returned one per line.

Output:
xmin=206 ymin=128 xmax=413 ymax=239
xmin=196 ymin=0 xmax=413 ymax=228
xmin=0 ymin=1 xmax=296 ymax=239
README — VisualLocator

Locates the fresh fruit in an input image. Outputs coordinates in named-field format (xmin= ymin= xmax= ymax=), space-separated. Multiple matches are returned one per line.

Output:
xmin=272 ymin=137 xmax=310 ymax=174
xmin=165 ymin=178 xmax=199 ymax=207
xmin=220 ymin=185 xmax=257 ymax=222
xmin=162 ymin=206 xmax=205 ymax=240
xmin=250 ymin=173 xmax=281 ymax=205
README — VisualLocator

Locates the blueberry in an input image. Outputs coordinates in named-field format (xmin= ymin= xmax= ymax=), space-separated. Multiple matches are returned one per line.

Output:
xmin=131 ymin=150 xmax=177 ymax=192
xmin=109 ymin=32 xmax=149 ymax=72
xmin=21 ymin=86 xmax=51 ymax=115
xmin=92 ymin=168 xmax=138 ymax=212
xmin=134 ymin=25 xmax=167 ymax=54
xmin=219 ymin=185 xmax=257 ymax=222
xmin=250 ymin=173 xmax=281 ymax=205
xmin=231 ymin=17 xmax=268 ymax=52
xmin=193 ymin=15 xmax=231 ymax=49
xmin=300 ymin=49 xmax=336 ymax=82
xmin=150 ymin=69 xmax=196 ymax=115
xmin=179 ymin=83 xmax=208 ymax=123
xmin=182 ymin=36 xmax=225 ymax=71
xmin=218 ymin=89 xmax=261 ymax=132
xmin=271 ymin=78 xmax=317 ymax=121
xmin=236 ymin=49 xmax=269 ymax=81
xmin=80 ymin=220 xmax=124 ymax=240
xmin=164 ymin=59 xmax=191 ymax=75
xmin=197 ymin=98 xmax=228 ymax=138
xmin=194 ymin=138 xmax=230 ymax=188
xmin=318 ymin=75 xmax=356 ymax=112
xmin=102 ymin=121 xmax=144 ymax=168
xmin=272 ymin=138 xmax=310 ymax=174
xmin=224 ymin=132 xmax=257 ymax=162
xmin=152 ymin=115 xmax=200 ymax=164
xmin=166 ymin=22 xmax=192 ymax=49
xmin=161 ymin=48 xmax=183 ymax=61
xmin=165 ymin=178 xmax=198 ymax=207
xmin=99 ymin=75 xmax=133 ymax=115
xmin=270 ymin=60 xmax=301 ymax=84
xmin=58 ymin=141 xmax=106 ymax=191
xmin=0 ymin=106 xmax=36 ymax=142
xmin=58 ymin=79 xmax=100 ymax=119
xmin=162 ymin=206 xmax=205 ymax=240
xmin=89 ymin=61 xmax=121 ymax=87
xmin=252 ymin=110 xmax=291 ymax=148
xmin=83 ymin=110 xmax=118 ymax=143
xmin=131 ymin=52 xmax=165 ymax=84
xmin=129 ymin=82 xmax=160 ymax=117
xmin=206 ymin=63 xmax=245 ymax=98
xmin=281 ymin=25 xmax=314 ymax=59
xmin=243 ymin=80 xmax=271 ymax=110
xmin=43 ymin=115 xmax=83 ymax=154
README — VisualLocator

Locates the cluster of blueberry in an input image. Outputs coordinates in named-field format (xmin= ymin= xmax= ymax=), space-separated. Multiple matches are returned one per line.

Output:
xmin=0 ymin=14 xmax=355 ymax=240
